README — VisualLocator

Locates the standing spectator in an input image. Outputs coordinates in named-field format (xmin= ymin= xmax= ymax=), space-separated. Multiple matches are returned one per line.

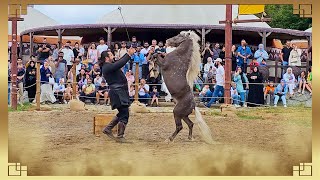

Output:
xmin=150 ymin=86 xmax=160 ymax=107
xmin=231 ymin=45 xmax=238 ymax=71
xmin=274 ymin=79 xmax=288 ymax=107
xmin=96 ymin=80 xmax=109 ymax=105
xmin=212 ymin=43 xmax=221 ymax=60
xmin=231 ymin=82 xmax=240 ymax=107
xmin=237 ymin=39 xmax=252 ymax=73
xmin=206 ymin=58 xmax=225 ymax=108
xmin=283 ymin=67 xmax=296 ymax=98
xmin=138 ymin=78 xmax=151 ymax=105
xmin=254 ymin=44 xmax=269 ymax=64
xmin=97 ymin=37 xmax=108 ymax=57
xmin=25 ymin=60 xmax=36 ymax=103
xmin=40 ymin=61 xmax=56 ymax=104
xmin=280 ymin=40 xmax=292 ymax=76
xmin=80 ymin=78 xmax=96 ymax=104
xmin=219 ymin=45 xmax=226 ymax=62
xmin=203 ymin=57 xmax=215 ymax=82
xmin=17 ymin=63 xmax=25 ymax=105
xmin=140 ymin=42 xmax=150 ymax=79
xmin=289 ymin=43 xmax=302 ymax=67
xmin=233 ymin=66 xmax=249 ymax=107
xmin=201 ymin=42 xmax=213 ymax=66
xmin=154 ymin=41 xmax=166 ymax=55
xmin=131 ymin=46 xmax=144 ymax=79
xmin=73 ymin=42 xmax=83 ymax=60
xmin=37 ymin=43 xmax=51 ymax=65
xmin=53 ymin=78 xmax=66 ymax=104
xmin=52 ymin=44 xmax=59 ymax=60
xmin=129 ymin=36 xmax=140 ymax=48
xmin=247 ymin=66 xmax=264 ymax=107
xmin=264 ymin=81 xmax=275 ymax=105
xmin=87 ymin=43 xmax=98 ymax=71
xmin=118 ymin=41 xmax=129 ymax=73
xmin=54 ymin=51 xmax=67 ymax=83
xmin=47 ymin=56 xmax=56 ymax=76
xmin=113 ymin=43 xmax=120 ymax=61
xmin=297 ymin=71 xmax=311 ymax=95
xmin=61 ymin=41 xmax=74 ymax=72
xmin=149 ymin=39 xmax=159 ymax=50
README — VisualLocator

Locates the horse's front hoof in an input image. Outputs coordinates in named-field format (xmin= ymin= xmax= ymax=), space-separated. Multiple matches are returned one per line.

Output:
xmin=164 ymin=138 xmax=174 ymax=144
xmin=188 ymin=136 xmax=195 ymax=141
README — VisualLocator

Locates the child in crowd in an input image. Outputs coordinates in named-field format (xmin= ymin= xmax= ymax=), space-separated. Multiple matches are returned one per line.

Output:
xmin=264 ymin=81 xmax=275 ymax=105
xmin=230 ymin=82 xmax=240 ymax=107
xmin=150 ymin=86 xmax=160 ymax=107
xmin=260 ymin=59 xmax=267 ymax=67
xmin=129 ymin=84 xmax=135 ymax=102
xmin=64 ymin=83 xmax=73 ymax=103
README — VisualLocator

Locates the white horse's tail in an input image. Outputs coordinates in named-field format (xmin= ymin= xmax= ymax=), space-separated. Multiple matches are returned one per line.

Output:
xmin=194 ymin=107 xmax=214 ymax=144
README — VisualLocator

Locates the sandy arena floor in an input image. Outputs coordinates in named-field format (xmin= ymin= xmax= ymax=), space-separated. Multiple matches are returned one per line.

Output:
xmin=8 ymin=105 xmax=312 ymax=176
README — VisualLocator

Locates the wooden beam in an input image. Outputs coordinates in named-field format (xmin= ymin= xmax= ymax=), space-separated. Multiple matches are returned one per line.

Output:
xmin=266 ymin=32 xmax=272 ymax=37
xmin=8 ymin=17 xmax=24 ymax=21
xmin=219 ymin=18 xmax=272 ymax=24
xmin=103 ymin=27 xmax=108 ymax=33
xmin=205 ymin=29 xmax=212 ymax=35
xmin=111 ymin=28 xmax=117 ymax=33
xmin=201 ymin=28 xmax=205 ymax=51
xmin=195 ymin=29 xmax=202 ymax=35
xmin=29 ymin=32 xmax=34 ymax=56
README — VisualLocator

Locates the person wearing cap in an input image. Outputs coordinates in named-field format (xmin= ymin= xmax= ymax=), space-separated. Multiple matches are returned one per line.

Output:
xmin=96 ymin=79 xmax=109 ymax=105
xmin=99 ymin=47 xmax=136 ymax=143
xmin=274 ymin=79 xmax=288 ymax=107
xmin=206 ymin=58 xmax=225 ymax=108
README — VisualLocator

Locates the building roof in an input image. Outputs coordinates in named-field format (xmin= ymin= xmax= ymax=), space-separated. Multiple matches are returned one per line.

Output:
xmin=8 ymin=6 xmax=59 ymax=35
xmin=305 ymin=27 xmax=312 ymax=32
xmin=96 ymin=5 xmax=271 ymax=28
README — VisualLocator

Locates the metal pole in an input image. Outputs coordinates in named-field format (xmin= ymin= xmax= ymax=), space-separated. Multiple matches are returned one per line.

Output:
xmin=134 ymin=62 xmax=139 ymax=103
xmin=11 ymin=14 xmax=18 ymax=110
xmin=72 ymin=61 xmax=77 ymax=100
xmin=36 ymin=58 xmax=41 ymax=110
xmin=224 ymin=5 xmax=232 ymax=105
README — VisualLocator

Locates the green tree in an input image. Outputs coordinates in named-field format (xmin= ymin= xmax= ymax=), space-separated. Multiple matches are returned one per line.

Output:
xmin=264 ymin=5 xmax=312 ymax=30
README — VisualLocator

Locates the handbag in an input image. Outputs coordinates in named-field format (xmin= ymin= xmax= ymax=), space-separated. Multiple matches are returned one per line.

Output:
xmin=49 ymin=76 xmax=55 ymax=85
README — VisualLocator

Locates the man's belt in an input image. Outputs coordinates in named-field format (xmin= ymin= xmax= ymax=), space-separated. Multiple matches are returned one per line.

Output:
xmin=109 ymin=84 xmax=127 ymax=90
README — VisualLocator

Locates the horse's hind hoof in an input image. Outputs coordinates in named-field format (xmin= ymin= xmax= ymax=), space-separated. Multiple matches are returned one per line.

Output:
xmin=188 ymin=137 xmax=195 ymax=141
xmin=164 ymin=138 xmax=174 ymax=144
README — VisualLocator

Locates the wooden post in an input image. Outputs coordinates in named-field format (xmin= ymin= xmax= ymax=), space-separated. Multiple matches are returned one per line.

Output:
xmin=10 ymin=15 xmax=18 ymax=110
xmin=19 ymin=35 xmax=23 ymax=58
xmin=224 ymin=5 xmax=232 ymax=105
xmin=107 ymin=26 xmax=112 ymax=47
xmin=258 ymin=31 xmax=272 ymax=49
xmin=36 ymin=58 xmax=41 ymax=110
xmin=72 ymin=61 xmax=77 ymax=99
xmin=275 ymin=58 xmax=279 ymax=83
xmin=201 ymin=28 xmax=205 ymax=51
xmin=29 ymin=32 xmax=34 ymax=56
xmin=56 ymin=29 xmax=65 ymax=49
xmin=134 ymin=62 xmax=139 ymax=103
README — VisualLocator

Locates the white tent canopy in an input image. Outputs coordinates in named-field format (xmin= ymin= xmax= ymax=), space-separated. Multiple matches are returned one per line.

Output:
xmin=305 ymin=27 xmax=312 ymax=32
xmin=96 ymin=5 xmax=271 ymax=28
xmin=8 ymin=6 xmax=59 ymax=35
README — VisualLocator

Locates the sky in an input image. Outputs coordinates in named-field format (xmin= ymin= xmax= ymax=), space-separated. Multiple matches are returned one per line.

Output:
xmin=33 ymin=5 xmax=118 ymax=24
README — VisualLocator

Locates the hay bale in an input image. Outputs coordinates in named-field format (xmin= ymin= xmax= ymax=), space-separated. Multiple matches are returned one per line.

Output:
xmin=130 ymin=102 xmax=150 ymax=113
xmin=69 ymin=99 xmax=86 ymax=111
xmin=220 ymin=104 xmax=237 ymax=118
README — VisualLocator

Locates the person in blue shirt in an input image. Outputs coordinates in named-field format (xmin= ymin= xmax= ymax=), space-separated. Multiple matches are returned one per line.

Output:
xmin=237 ymin=39 xmax=252 ymax=73
xmin=131 ymin=46 xmax=145 ymax=80
xmin=274 ymin=79 xmax=288 ymax=107
xmin=254 ymin=44 xmax=269 ymax=64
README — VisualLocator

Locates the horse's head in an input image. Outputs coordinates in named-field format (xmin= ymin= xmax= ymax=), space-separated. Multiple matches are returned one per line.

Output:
xmin=166 ymin=31 xmax=189 ymax=47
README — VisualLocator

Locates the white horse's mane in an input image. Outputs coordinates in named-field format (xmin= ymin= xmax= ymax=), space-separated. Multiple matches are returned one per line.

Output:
xmin=180 ymin=30 xmax=201 ymax=89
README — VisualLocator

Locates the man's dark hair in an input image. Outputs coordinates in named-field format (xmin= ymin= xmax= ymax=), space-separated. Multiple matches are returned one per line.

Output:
xmin=17 ymin=57 xmax=22 ymax=60
xmin=66 ymin=41 xmax=71 ymax=44
xmin=75 ymin=42 xmax=79 ymax=45
xmin=132 ymin=36 xmax=136 ymax=39
xmin=99 ymin=37 xmax=105 ymax=41
xmin=99 ymin=51 xmax=110 ymax=67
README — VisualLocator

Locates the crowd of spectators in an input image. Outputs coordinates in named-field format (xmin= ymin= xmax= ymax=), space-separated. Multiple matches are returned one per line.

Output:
xmin=8 ymin=36 xmax=312 ymax=108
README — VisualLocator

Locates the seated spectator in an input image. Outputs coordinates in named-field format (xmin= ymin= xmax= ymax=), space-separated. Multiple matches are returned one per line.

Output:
xmin=77 ymin=69 xmax=87 ymax=90
xmin=126 ymin=70 xmax=135 ymax=89
xmin=283 ymin=67 xmax=296 ymax=98
xmin=53 ymin=78 xmax=66 ymax=104
xmin=297 ymin=71 xmax=312 ymax=95
xmin=90 ymin=63 xmax=101 ymax=79
xmin=94 ymin=73 xmax=103 ymax=88
xmin=150 ymin=86 xmax=160 ymax=107
xmin=138 ymin=78 xmax=151 ymax=105
xmin=129 ymin=84 xmax=135 ymax=102
xmin=264 ymin=81 xmax=275 ymax=105
xmin=95 ymin=80 xmax=109 ymax=105
xmin=199 ymin=84 xmax=210 ymax=103
xmin=231 ymin=82 xmax=240 ymax=107
xmin=307 ymin=67 xmax=312 ymax=93
xmin=274 ymin=79 xmax=288 ymax=107
xmin=254 ymin=44 xmax=269 ymax=64
xmin=64 ymin=83 xmax=73 ymax=103
xmin=80 ymin=78 xmax=96 ymax=104
xmin=260 ymin=59 xmax=267 ymax=67
xmin=75 ymin=58 xmax=82 ymax=76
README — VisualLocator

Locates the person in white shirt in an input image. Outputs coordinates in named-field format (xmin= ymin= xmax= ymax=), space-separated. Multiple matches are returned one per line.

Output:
xmin=206 ymin=58 xmax=225 ymax=108
xmin=230 ymin=82 xmax=240 ymax=107
xmin=53 ymin=78 xmax=66 ymax=104
xmin=97 ymin=37 xmax=109 ymax=57
xmin=138 ymin=78 xmax=151 ymax=105
xmin=60 ymin=41 xmax=74 ymax=72
xmin=140 ymin=42 xmax=150 ymax=79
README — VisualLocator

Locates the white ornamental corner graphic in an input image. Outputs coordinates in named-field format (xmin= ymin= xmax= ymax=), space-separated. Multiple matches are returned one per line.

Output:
xmin=293 ymin=163 xmax=312 ymax=176
xmin=8 ymin=163 xmax=28 ymax=176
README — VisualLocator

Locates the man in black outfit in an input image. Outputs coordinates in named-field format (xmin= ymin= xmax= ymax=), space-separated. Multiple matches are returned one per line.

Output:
xmin=100 ymin=47 xmax=136 ymax=143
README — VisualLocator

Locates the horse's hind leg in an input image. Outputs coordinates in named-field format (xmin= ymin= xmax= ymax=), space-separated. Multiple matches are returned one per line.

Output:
xmin=182 ymin=116 xmax=194 ymax=140
xmin=167 ymin=114 xmax=183 ymax=142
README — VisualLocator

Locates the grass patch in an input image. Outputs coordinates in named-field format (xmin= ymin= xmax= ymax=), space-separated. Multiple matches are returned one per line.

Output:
xmin=236 ymin=111 xmax=262 ymax=120
xmin=207 ymin=110 xmax=222 ymax=116
xmin=8 ymin=102 xmax=33 ymax=112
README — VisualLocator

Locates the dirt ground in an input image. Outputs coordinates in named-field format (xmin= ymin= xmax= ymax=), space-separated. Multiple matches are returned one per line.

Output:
xmin=8 ymin=105 xmax=312 ymax=176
